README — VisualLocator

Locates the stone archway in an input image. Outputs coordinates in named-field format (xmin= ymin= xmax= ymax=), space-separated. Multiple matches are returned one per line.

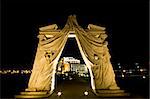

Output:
xmin=25 ymin=15 xmax=119 ymax=93
xmin=16 ymin=15 xmax=127 ymax=98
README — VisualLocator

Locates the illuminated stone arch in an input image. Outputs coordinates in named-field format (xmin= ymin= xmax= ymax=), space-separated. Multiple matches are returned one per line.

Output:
xmin=25 ymin=15 xmax=120 ymax=94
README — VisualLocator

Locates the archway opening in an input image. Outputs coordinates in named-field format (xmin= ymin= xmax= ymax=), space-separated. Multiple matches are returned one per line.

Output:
xmin=54 ymin=38 xmax=92 ymax=96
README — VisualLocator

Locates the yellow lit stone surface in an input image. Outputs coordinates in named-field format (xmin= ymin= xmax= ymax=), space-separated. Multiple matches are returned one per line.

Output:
xmin=26 ymin=15 xmax=120 ymax=93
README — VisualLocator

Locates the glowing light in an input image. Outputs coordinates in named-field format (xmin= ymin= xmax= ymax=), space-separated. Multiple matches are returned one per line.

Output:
xmin=118 ymin=66 xmax=121 ymax=69
xmin=51 ymin=40 xmax=67 ymax=93
xmin=135 ymin=63 xmax=139 ymax=65
xmin=57 ymin=92 xmax=62 ymax=96
xmin=81 ymin=74 xmax=84 ymax=76
xmin=68 ymin=34 xmax=76 ymax=38
xmin=118 ymin=63 xmax=121 ymax=65
xmin=129 ymin=71 xmax=132 ymax=74
xmin=140 ymin=69 xmax=143 ymax=72
xmin=84 ymin=91 xmax=88 ymax=96
xmin=137 ymin=66 xmax=140 ymax=68
xmin=63 ymin=78 xmax=65 ymax=80
xmin=69 ymin=77 xmax=73 ymax=80
xmin=122 ymin=74 xmax=124 ymax=77
xmin=75 ymin=36 xmax=96 ymax=93
xmin=123 ymin=70 xmax=126 ymax=72
xmin=94 ymin=54 xmax=99 ymax=60
xmin=142 ymin=76 xmax=146 ymax=79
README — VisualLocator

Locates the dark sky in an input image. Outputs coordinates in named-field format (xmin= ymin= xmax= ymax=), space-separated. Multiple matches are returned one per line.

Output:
xmin=1 ymin=0 xmax=149 ymax=69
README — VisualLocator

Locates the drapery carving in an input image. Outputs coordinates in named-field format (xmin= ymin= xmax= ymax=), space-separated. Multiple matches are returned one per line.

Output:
xmin=70 ymin=15 xmax=119 ymax=90
xmin=26 ymin=15 xmax=119 ymax=93
xmin=26 ymin=28 xmax=69 ymax=91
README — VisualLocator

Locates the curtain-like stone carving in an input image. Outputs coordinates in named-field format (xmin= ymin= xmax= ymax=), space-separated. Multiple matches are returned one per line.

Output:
xmin=70 ymin=15 xmax=119 ymax=90
xmin=26 ymin=26 xmax=69 ymax=92
xmin=26 ymin=15 xmax=119 ymax=93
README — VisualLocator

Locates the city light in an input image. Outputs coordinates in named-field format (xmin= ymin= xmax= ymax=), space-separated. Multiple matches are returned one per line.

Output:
xmin=69 ymin=77 xmax=73 ymax=80
xmin=142 ymin=76 xmax=146 ymax=79
xmin=0 ymin=70 xmax=32 ymax=74
xmin=137 ymin=66 xmax=140 ymax=68
xmin=140 ymin=69 xmax=143 ymax=72
xmin=135 ymin=63 xmax=139 ymax=65
xmin=129 ymin=71 xmax=132 ymax=74
xmin=123 ymin=70 xmax=126 ymax=72
xmin=122 ymin=74 xmax=125 ymax=78
xmin=117 ymin=63 xmax=120 ymax=65
xmin=0 ymin=63 xmax=148 ymax=81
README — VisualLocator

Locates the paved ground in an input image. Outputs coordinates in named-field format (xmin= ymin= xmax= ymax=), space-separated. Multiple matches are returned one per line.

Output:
xmin=48 ymin=77 xmax=98 ymax=99
xmin=48 ymin=76 xmax=148 ymax=99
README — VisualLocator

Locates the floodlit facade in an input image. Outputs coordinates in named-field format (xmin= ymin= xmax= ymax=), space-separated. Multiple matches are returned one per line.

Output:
xmin=57 ymin=57 xmax=88 ymax=75
xmin=63 ymin=57 xmax=80 ymax=64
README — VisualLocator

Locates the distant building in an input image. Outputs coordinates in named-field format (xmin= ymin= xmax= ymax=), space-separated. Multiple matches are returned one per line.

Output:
xmin=76 ymin=64 xmax=89 ymax=77
xmin=63 ymin=57 xmax=80 ymax=64
xmin=57 ymin=57 xmax=89 ymax=76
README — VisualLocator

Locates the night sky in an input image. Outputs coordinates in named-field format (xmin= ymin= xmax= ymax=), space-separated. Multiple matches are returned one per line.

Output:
xmin=1 ymin=1 xmax=149 ymax=69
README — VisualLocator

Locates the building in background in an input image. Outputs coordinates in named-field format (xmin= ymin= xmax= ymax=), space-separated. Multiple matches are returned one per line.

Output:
xmin=57 ymin=57 xmax=89 ymax=77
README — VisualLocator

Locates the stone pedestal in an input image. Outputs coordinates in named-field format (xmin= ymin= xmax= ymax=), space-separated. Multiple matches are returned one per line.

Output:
xmin=95 ymin=89 xmax=130 ymax=97
xmin=15 ymin=91 xmax=53 ymax=98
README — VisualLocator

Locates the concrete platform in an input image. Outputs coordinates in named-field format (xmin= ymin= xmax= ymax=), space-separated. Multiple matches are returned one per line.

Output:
xmin=15 ymin=91 xmax=52 ymax=98
xmin=20 ymin=91 xmax=48 ymax=95
xmin=95 ymin=89 xmax=130 ymax=97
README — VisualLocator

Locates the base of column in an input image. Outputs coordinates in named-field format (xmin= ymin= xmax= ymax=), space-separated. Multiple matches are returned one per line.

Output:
xmin=95 ymin=89 xmax=130 ymax=97
xmin=15 ymin=91 xmax=53 ymax=98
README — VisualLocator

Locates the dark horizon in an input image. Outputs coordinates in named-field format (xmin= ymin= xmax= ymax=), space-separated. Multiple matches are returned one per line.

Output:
xmin=1 ymin=1 xmax=149 ymax=69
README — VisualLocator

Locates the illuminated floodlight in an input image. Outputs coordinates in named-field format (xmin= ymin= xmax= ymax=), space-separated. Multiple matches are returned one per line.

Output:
xmin=137 ymin=66 xmax=140 ymax=68
xmin=84 ymin=91 xmax=88 ymax=96
xmin=57 ymin=92 xmax=62 ymax=96
xmin=118 ymin=66 xmax=121 ymax=69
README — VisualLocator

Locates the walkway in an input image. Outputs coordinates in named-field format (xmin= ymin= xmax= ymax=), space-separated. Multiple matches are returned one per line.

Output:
xmin=48 ymin=76 xmax=97 ymax=99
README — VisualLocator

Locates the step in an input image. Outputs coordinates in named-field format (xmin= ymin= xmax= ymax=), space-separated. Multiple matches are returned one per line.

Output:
xmin=15 ymin=91 xmax=54 ymax=98
xmin=96 ymin=93 xmax=130 ymax=97
xmin=96 ymin=89 xmax=125 ymax=94
xmin=20 ymin=91 xmax=48 ymax=95
xmin=15 ymin=94 xmax=50 ymax=99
